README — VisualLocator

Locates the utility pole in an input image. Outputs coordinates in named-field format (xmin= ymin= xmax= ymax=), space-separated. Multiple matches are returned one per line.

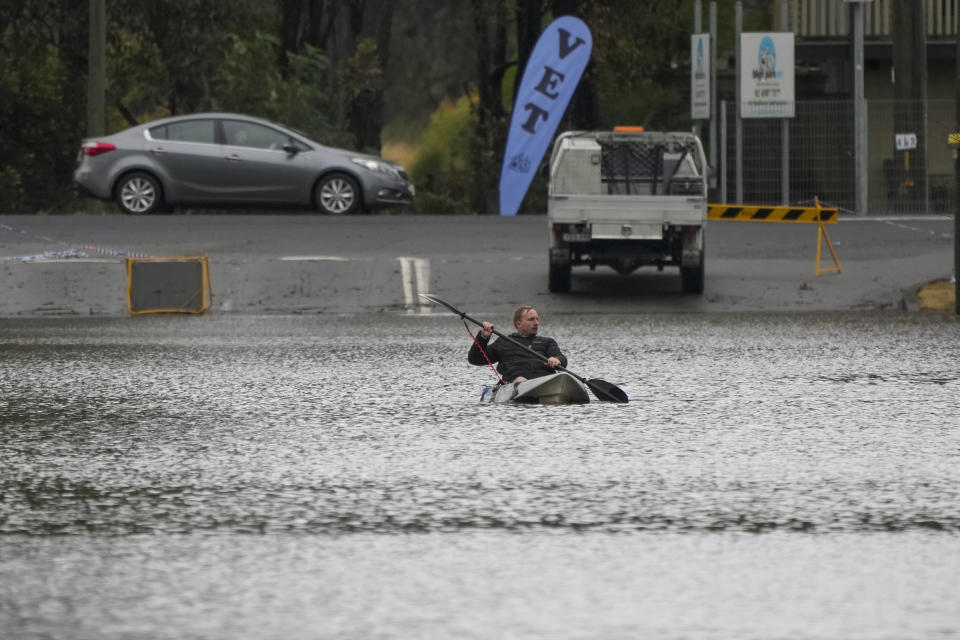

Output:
xmin=955 ymin=14 xmax=960 ymax=315
xmin=694 ymin=0 xmax=702 ymax=144
xmin=780 ymin=0 xmax=789 ymax=206
xmin=735 ymin=1 xmax=742 ymax=203
xmin=709 ymin=2 xmax=717 ymax=192
xmin=87 ymin=0 xmax=105 ymax=137
xmin=851 ymin=0 xmax=867 ymax=216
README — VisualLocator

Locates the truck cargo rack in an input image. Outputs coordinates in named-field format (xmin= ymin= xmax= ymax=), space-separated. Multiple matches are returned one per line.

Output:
xmin=598 ymin=135 xmax=704 ymax=196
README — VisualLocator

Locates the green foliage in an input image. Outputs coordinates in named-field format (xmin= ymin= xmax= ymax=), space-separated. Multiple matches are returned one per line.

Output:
xmin=109 ymin=0 xmax=267 ymax=115
xmin=409 ymin=96 xmax=476 ymax=213
xmin=213 ymin=33 xmax=344 ymax=146
xmin=0 ymin=166 xmax=24 ymax=211
xmin=0 ymin=0 xmax=771 ymax=214
xmin=106 ymin=2 xmax=346 ymax=145
xmin=599 ymin=81 xmax=688 ymax=130
xmin=0 ymin=35 xmax=83 ymax=212
xmin=382 ymin=0 xmax=477 ymax=141
xmin=591 ymin=0 xmax=696 ymax=130
xmin=344 ymin=37 xmax=382 ymax=100
xmin=106 ymin=27 xmax=166 ymax=128
xmin=501 ymin=65 xmax=518 ymax=114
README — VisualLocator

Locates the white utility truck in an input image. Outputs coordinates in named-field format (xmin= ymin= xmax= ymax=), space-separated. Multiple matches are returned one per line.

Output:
xmin=547 ymin=128 xmax=708 ymax=293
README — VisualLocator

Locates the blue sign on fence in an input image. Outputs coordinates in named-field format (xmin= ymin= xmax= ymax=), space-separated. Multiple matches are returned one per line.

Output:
xmin=498 ymin=16 xmax=592 ymax=216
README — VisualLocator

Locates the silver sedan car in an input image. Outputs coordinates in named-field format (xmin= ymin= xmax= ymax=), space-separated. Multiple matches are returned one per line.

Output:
xmin=74 ymin=112 xmax=414 ymax=215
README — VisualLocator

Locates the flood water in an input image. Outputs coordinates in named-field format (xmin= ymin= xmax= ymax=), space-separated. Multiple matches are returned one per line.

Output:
xmin=1 ymin=312 xmax=959 ymax=640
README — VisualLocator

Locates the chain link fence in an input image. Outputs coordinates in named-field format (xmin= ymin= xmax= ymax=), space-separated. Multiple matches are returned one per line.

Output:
xmin=719 ymin=99 xmax=956 ymax=214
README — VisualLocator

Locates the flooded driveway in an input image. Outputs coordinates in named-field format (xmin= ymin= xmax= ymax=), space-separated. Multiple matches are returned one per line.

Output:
xmin=2 ymin=312 xmax=959 ymax=639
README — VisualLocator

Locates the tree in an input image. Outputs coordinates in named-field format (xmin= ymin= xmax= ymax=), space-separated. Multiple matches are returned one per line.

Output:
xmin=470 ymin=0 xmax=510 ymax=213
xmin=589 ymin=0 xmax=697 ymax=129
xmin=0 ymin=0 xmax=752 ymax=214
xmin=107 ymin=0 xmax=270 ymax=116
xmin=0 ymin=0 xmax=87 ymax=212
xmin=273 ymin=0 xmax=396 ymax=152
xmin=382 ymin=0 xmax=477 ymax=139
xmin=551 ymin=0 xmax=597 ymax=129
xmin=344 ymin=0 xmax=394 ymax=152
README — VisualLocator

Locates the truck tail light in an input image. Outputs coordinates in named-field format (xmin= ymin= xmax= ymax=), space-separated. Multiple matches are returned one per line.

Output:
xmin=553 ymin=223 xmax=569 ymax=232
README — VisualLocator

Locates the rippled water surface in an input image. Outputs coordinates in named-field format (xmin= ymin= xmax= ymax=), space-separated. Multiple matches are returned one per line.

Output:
xmin=2 ymin=313 xmax=959 ymax=639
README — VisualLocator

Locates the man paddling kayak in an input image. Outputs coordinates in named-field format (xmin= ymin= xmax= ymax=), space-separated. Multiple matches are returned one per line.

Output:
xmin=468 ymin=305 xmax=567 ymax=382
xmin=421 ymin=293 xmax=627 ymax=402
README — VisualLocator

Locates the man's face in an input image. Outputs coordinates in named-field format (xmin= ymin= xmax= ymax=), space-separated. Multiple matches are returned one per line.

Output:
xmin=515 ymin=309 xmax=540 ymax=337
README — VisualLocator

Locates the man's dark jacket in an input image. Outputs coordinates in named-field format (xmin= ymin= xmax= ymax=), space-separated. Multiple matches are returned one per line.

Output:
xmin=468 ymin=333 xmax=567 ymax=381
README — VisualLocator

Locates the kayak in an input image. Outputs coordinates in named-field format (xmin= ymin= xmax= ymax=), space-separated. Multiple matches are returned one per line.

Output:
xmin=480 ymin=371 xmax=591 ymax=405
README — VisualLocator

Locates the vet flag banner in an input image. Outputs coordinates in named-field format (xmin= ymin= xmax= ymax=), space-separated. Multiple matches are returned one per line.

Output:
xmin=499 ymin=16 xmax=592 ymax=216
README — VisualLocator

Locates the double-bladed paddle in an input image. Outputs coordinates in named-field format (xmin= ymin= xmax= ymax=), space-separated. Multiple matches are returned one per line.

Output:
xmin=419 ymin=293 xmax=629 ymax=403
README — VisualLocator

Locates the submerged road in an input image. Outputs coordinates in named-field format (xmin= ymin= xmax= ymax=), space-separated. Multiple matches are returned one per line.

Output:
xmin=0 ymin=213 xmax=954 ymax=316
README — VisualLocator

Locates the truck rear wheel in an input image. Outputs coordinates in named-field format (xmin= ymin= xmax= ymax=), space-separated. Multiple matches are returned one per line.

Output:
xmin=681 ymin=250 xmax=705 ymax=294
xmin=549 ymin=259 xmax=571 ymax=293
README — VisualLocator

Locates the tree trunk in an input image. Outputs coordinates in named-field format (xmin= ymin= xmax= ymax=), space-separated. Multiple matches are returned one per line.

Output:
xmin=472 ymin=0 xmax=507 ymax=128
xmin=278 ymin=0 xmax=305 ymax=73
xmin=305 ymin=0 xmax=333 ymax=49
xmin=471 ymin=0 xmax=510 ymax=213
xmin=345 ymin=0 xmax=394 ymax=153
xmin=513 ymin=0 xmax=545 ymax=106
xmin=551 ymin=0 xmax=597 ymax=129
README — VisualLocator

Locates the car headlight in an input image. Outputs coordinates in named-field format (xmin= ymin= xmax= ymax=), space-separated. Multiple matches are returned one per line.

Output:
xmin=351 ymin=157 xmax=393 ymax=174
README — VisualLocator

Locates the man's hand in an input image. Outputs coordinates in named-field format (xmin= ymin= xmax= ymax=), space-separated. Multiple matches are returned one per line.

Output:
xmin=545 ymin=356 xmax=561 ymax=369
xmin=480 ymin=321 xmax=494 ymax=339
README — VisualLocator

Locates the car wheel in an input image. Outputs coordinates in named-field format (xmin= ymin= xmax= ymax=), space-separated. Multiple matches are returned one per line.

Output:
xmin=315 ymin=173 xmax=360 ymax=215
xmin=116 ymin=172 xmax=162 ymax=215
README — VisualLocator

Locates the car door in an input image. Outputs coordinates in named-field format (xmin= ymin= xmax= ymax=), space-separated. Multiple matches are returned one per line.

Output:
xmin=145 ymin=119 xmax=224 ymax=202
xmin=219 ymin=119 xmax=314 ymax=204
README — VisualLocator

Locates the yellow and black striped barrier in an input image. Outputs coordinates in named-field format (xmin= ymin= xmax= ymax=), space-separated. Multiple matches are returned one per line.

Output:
xmin=707 ymin=197 xmax=841 ymax=276
xmin=707 ymin=204 xmax=838 ymax=224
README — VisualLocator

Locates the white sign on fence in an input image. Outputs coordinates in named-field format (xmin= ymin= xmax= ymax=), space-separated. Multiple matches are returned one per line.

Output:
xmin=740 ymin=32 xmax=795 ymax=119
xmin=691 ymin=34 xmax=710 ymax=119
xmin=895 ymin=133 xmax=917 ymax=150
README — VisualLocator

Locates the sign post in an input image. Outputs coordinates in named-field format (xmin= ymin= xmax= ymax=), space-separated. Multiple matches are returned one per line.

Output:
xmin=849 ymin=0 xmax=869 ymax=216
xmin=955 ymin=6 xmax=960 ymax=314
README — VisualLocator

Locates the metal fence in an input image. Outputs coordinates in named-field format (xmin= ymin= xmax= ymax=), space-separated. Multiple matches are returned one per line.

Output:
xmin=719 ymin=99 xmax=956 ymax=215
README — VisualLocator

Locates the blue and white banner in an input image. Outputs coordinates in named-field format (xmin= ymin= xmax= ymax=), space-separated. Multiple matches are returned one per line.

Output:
xmin=498 ymin=16 xmax=592 ymax=216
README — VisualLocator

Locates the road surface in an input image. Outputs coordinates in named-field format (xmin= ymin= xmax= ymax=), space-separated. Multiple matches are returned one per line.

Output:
xmin=0 ymin=213 xmax=954 ymax=316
